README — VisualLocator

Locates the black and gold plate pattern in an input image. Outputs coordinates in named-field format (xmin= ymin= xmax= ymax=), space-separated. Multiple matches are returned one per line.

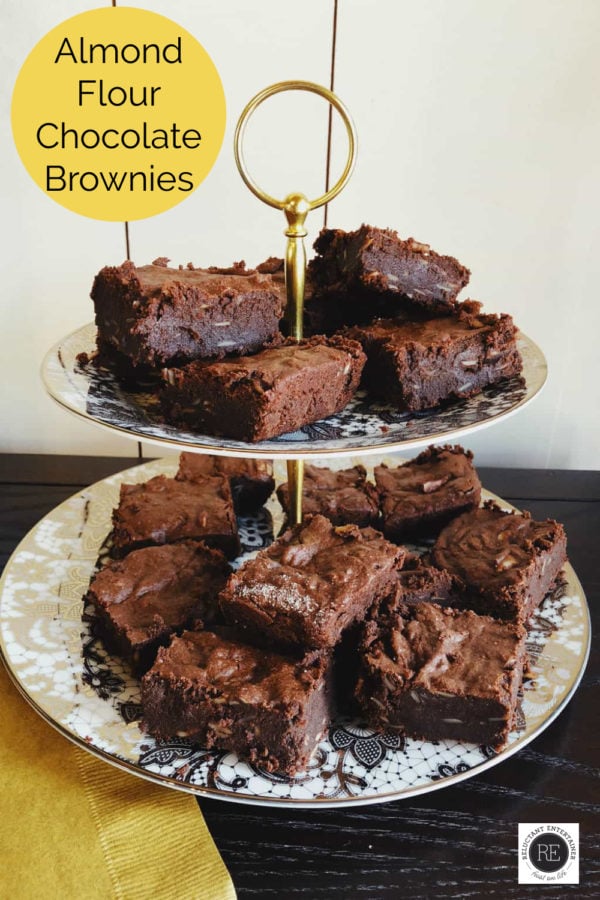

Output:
xmin=42 ymin=324 xmax=547 ymax=460
xmin=0 ymin=458 xmax=588 ymax=808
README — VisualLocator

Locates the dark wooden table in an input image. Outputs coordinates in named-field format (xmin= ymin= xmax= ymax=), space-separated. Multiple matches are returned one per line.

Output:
xmin=1 ymin=455 xmax=598 ymax=899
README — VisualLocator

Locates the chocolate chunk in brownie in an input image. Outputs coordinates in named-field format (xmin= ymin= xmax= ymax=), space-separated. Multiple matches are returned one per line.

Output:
xmin=344 ymin=301 xmax=523 ymax=410
xmin=85 ymin=541 xmax=230 ymax=674
xmin=309 ymin=225 xmax=470 ymax=313
xmin=355 ymin=599 xmax=527 ymax=748
xmin=141 ymin=629 xmax=334 ymax=775
xmin=277 ymin=464 xmax=379 ymax=527
xmin=176 ymin=453 xmax=274 ymax=512
xmin=91 ymin=259 xmax=284 ymax=372
xmin=160 ymin=336 xmax=366 ymax=442
xmin=219 ymin=514 xmax=404 ymax=651
xmin=432 ymin=501 xmax=568 ymax=623
xmin=374 ymin=445 xmax=482 ymax=541
xmin=111 ymin=473 xmax=240 ymax=559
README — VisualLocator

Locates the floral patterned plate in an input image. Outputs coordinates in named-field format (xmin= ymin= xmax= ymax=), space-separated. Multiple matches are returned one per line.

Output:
xmin=41 ymin=324 xmax=547 ymax=459
xmin=0 ymin=458 xmax=589 ymax=808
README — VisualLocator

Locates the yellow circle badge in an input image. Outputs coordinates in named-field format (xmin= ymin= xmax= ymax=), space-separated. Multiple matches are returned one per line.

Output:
xmin=11 ymin=7 xmax=226 ymax=221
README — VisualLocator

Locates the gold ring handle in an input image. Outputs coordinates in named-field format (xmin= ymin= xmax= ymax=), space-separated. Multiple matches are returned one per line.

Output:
xmin=234 ymin=80 xmax=357 ymax=212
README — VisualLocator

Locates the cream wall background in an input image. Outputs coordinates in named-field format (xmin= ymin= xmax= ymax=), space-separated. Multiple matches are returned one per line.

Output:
xmin=1 ymin=0 xmax=599 ymax=468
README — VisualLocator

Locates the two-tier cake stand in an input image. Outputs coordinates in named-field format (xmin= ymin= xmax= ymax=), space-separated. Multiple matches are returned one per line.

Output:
xmin=0 ymin=83 xmax=589 ymax=808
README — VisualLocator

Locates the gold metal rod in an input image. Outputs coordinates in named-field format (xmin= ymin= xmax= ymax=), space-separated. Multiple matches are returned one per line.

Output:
xmin=283 ymin=192 xmax=310 ymax=341
xmin=283 ymin=193 xmax=309 ymax=523
xmin=287 ymin=459 xmax=304 ymax=527
xmin=285 ymin=234 xmax=306 ymax=340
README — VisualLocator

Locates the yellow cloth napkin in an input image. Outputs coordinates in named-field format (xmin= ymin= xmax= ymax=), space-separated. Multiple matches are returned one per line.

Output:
xmin=0 ymin=661 xmax=236 ymax=900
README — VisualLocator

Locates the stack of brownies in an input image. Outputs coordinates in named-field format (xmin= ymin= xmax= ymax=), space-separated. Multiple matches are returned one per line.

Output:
xmin=84 ymin=445 xmax=568 ymax=775
xmin=86 ymin=224 xmax=524 ymax=440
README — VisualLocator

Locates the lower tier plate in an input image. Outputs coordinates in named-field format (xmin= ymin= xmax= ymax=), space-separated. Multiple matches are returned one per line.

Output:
xmin=0 ymin=457 xmax=589 ymax=808
xmin=42 ymin=323 xmax=547 ymax=459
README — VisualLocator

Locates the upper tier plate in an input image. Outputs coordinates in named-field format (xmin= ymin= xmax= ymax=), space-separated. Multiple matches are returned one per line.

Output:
xmin=42 ymin=323 xmax=547 ymax=459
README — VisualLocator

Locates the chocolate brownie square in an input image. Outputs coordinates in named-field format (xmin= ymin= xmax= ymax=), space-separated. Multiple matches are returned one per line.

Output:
xmin=344 ymin=302 xmax=523 ymax=410
xmin=85 ymin=541 xmax=230 ymax=674
xmin=277 ymin=464 xmax=379 ymax=527
xmin=309 ymin=225 xmax=470 ymax=312
xmin=161 ymin=336 xmax=365 ymax=442
xmin=355 ymin=599 xmax=527 ymax=748
xmin=176 ymin=452 xmax=275 ymax=511
xmin=91 ymin=258 xmax=283 ymax=371
xmin=141 ymin=629 xmax=334 ymax=775
xmin=432 ymin=501 xmax=568 ymax=623
xmin=111 ymin=474 xmax=240 ymax=559
xmin=335 ymin=554 xmax=457 ymax=713
xmin=374 ymin=445 xmax=482 ymax=541
xmin=219 ymin=514 xmax=404 ymax=651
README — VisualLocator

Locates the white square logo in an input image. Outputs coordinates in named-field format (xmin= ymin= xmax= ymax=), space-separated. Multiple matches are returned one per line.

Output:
xmin=519 ymin=823 xmax=579 ymax=885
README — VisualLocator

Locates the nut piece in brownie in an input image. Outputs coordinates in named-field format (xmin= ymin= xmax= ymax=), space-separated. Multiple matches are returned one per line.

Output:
xmin=176 ymin=452 xmax=274 ymax=512
xmin=308 ymin=225 xmax=470 ymax=313
xmin=111 ymin=474 xmax=240 ymax=559
xmin=85 ymin=541 xmax=230 ymax=674
xmin=141 ymin=629 xmax=334 ymax=775
xmin=355 ymin=599 xmax=527 ymax=748
xmin=432 ymin=501 xmax=568 ymax=623
xmin=91 ymin=258 xmax=283 ymax=372
xmin=374 ymin=445 xmax=482 ymax=541
xmin=219 ymin=514 xmax=404 ymax=651
xmin=277 ymin=464 xmax=379 ymax=527
xmin=344 ymin=301 xmax=523 ymax=411
xmin=161 ymin=336 xmax=366 ymax=442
